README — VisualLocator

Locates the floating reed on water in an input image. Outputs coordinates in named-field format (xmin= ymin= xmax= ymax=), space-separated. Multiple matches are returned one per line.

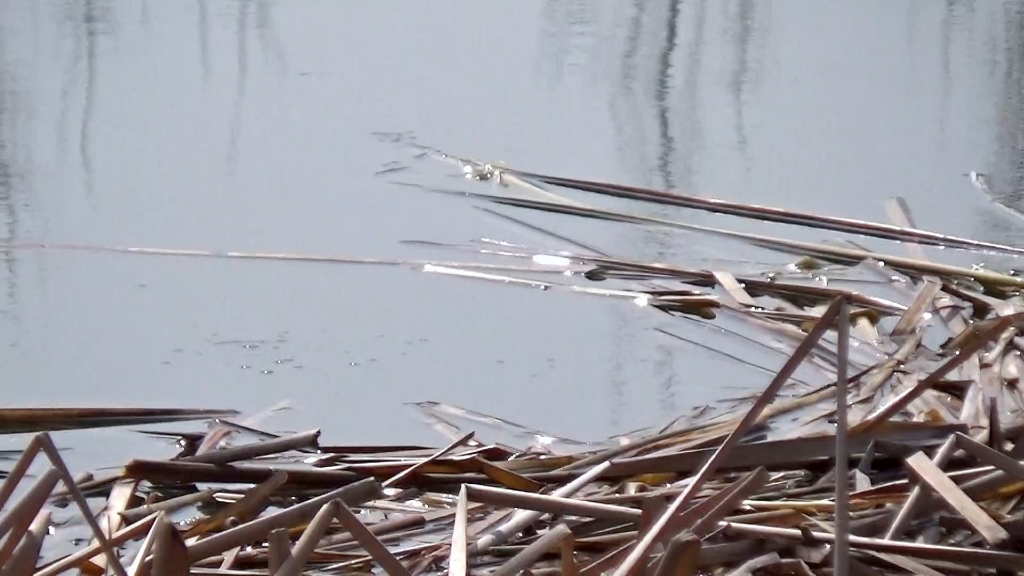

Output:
xmin=0 ymin=407 xmax=239 ymax=435
xmin=7 ymin=154 xmax=1024 ymax=573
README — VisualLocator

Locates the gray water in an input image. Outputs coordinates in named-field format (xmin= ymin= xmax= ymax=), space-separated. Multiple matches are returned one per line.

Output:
xmin=1 ymin=0 xmax=1023 ymax=475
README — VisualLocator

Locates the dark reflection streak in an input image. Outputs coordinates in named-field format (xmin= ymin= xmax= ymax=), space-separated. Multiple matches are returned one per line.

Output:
xmin=227 ymin=0 xmax=251 ymax=173
xmin=653 ymin=0 xmax=707 ymax=418
xmin=256 ymin=0 xmax=288 ymax=77
xmin=678 ymin=0 xmax=707 ymax=188
xmin=621 ymin=0 xmax=644 ymax=89
xmin=565 ymin=2 xmax=592 ymax=71
xmin=0 ymin=154 xmax=16 ymax=316
xmin=987 ymin=5 xmax=1000 ymax=82
xmin=80 ymin=0 xmax=97 ymax=205
xmin=56 ymin=6 xmax=85 ymax=165
xmin=998 ymin=3 xmax=1024 ymax=205
xmin=536 ymin=1 xmax=632 ymax=431
xmin=963 ymin=0 xmax=976 ymax=23
xmin=604 ymin=0 xmax=646 ymax=430
xmin=731 ymin=0 xmax=753 ymax=164
xmin=976 ymin=2 xmax=1024 ymax=250
xmin=198 ymin=0 xmax=210 ymax=85
xmin=654 ymin=0 xmax=681 ymax=191
xmin=904 ymin=2 xmax=917 ymax=65
xmin=972 ymin=208 xmax=1024 ymax=251
xmin=29 ymin=0 xmax=40 ymax=53
xmin=538 ymin=1 xmax=569 ymax=87
xmin=938 ymin=0 xmax=954 ymax=144
xmin=610 ymin=0 xmax=647 ymax=185
xmin=652 ymin=0 xmax=681 ymax=417
xmin=0 ymin=15 xmax=19 ymax=317
xmin=141 ymin=0 xmax=150 ymax=28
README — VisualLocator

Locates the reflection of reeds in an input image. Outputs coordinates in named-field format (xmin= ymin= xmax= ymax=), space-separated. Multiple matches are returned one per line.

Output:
xmin=0 ymin=153 xmax=14 ymax=314
xmin=730 ymin=0 xmax=758 ymax=161
xmin=995 ymin=4 xmax=1024 ymax=207
xmin=53 ymin=0 xmax=109 ymax=205
xmin=55 ymin=2 xmax=83 ymax=165
xmin=0 ymin=7 xmax=20 ymax=322
xmin=652 ymin=0 xmax=684 ymax=420
xmin=938 ymin=0 xmax=955 ymax=143
xmin=80 ymin=0 xmax=98 ymax=203
xmin=543 ymin=0 xmax=759 ymax=424
xmin=538 ymin=0 xmax=601 ymax=86
xmin=256 ymin=0 xmax=289 ymax=76
xmin=198 ymin=0 xmax=210 ymax=84
xmin=618 ymin=0 xmax=687 ymax=425
xmin=226 ymin=0 xmax=288 ymax=172
xmin=226 ymin=0 xmax=251 ymax=172
xmin=957 ymin=3 xmax=1024 ymax=249
xmin=654 ymin=0 xmax=681 ymax=192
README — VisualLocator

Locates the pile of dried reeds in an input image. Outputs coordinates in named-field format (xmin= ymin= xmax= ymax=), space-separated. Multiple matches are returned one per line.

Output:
xmin=6 ymin=365 xmax=1024 ymax=575
xmin=7 ymin=156 xmax=1024 ymax=574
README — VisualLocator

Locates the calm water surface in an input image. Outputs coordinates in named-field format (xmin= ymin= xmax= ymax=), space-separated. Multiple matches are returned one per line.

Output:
xmin=1 ymin=0 xmax=1023 ymax=475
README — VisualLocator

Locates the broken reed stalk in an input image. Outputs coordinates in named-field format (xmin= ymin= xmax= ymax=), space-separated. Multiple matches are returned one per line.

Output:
xmin=472 ymin=461 xmax=613 ymax=554
xmin=151 ymin=512 xmax=191 ymax=575
xmin=180 ymin=428 xmax=321 ymax=465
xmin=35 ymin=512 xmax=159 ymax=576
xmin=448 ymin=486 xmax=470 ymax=576
xmin=120 ymin=489 xmax=217 ymax=524
xmin=194 ymin=401 xmax=295 ymax=456
xmin=35 ymin=433 xmax=130 ymax=576
xmin=267 ymin=528 xmax=292 ymax=573
xmin=611 ymin=298 xmax=844 ymax=575
xmin=0 ymin=407 xmax=239 ymax=435
xmin=0 ymin=467 xmax=60 ymax=563
xmin=3 ymin=508 xmax=50 ymax=576
xmin=333 ymin=500 xmax=414 ymax=576
xmin=126 ymin=512 xmax=164 ymax=576
xmin=185 ymin=477 xmax=382 ymax=563
xmin=687 ymin=467 xmax=770 ymax=538
xmin=383 ymin=431 xmax=475 ymax=488
xmin=468 ymin=192 xmax=1024 ymax=290
xmin=317 ymin=512 xmax=428 ymax=550
xmin=491 ymin=523 xmax=572 ymax=576
xmin=890 ymin=277 xmax=941 ymax=338
xmin=652 ymin=533 xmax=701 ymax=576
xmin=953 ymin=431 xmax=1024 ymax=479
xmin=123 ymin=459 xmax=361 ymax=486
xmin=902 ymin=450 xmax=1010 ymax=546
xmin=511 ymin=170 xmax=1024 ymax=257
xmin=0 ymin=436 xmax=40 ymax=511
xmin=855 ymin=315 xmax=1016 ymax=433
xmin=833 ymin=297 xmax=851 ymax=576
xmin=85 ymin=478 xmax=138 ymax=575
xmin=721 ymin=521 xmax=1024 ymax=570
xmin=464 ymin=484 xmax=641 ymax=523
xmin=182 ymin=469 xmax=288 ymax=538
xmin=884 ymin=435 xmax=957 ymax=540
xmin=0 ymin=241 xmax=575 ymax=279
xmin=275 ymin=500 xmax=341 ymax=576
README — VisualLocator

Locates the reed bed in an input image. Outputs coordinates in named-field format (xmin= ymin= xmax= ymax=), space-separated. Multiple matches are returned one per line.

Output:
xmin=6 ymin=153 xmax=1024 ymax=574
